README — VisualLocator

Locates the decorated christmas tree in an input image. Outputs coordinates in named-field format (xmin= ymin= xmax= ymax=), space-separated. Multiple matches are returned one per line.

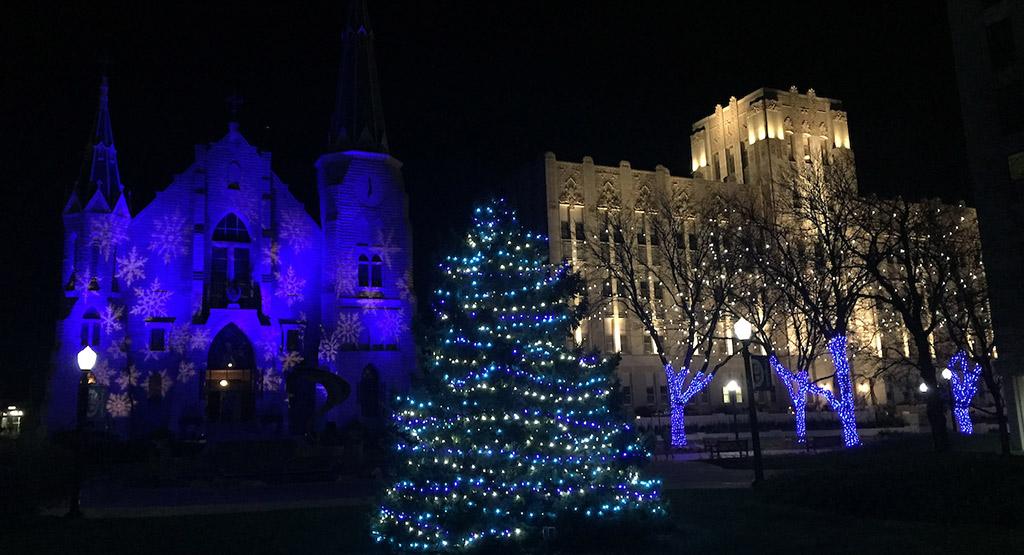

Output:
xmin=372 ymin=201 xmax=663 ymax=552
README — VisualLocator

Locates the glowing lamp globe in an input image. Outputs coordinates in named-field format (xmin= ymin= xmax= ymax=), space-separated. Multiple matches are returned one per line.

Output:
xmin=77 ymin=346 xmax=97 ymax=372
xmin=919 ymin=382 xmax=929 ymax=393
xmin=941 ymin=368 xmax=953 ymax=380
xmin=733 ymin=317 xmax=753 ymax=342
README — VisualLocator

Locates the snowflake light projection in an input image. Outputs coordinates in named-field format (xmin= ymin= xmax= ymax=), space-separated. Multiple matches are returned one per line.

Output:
xmin=90 ymin=218 xmax=128 ymax=261
xmin=100 ymin=303 xmax=124 ymax=334
xmin=279 ymin=211 xmax=309 ymax=254
xmin=106 ymin=340 xmax=126 ymax=361
xmin=115 ymin=246 xmax=147 ymax=286
xmin=178 ymin=361 xmax=196 ymax=383
xmin=274 ymin=266 xmax=306 ymax=307
xmin=148 ymin=211 xmax=190 ymax=264
xmin=189 ymin=327 xmax=210 ymax=351
xmin=280 ymin=350 xmax=303 ymax=371
xmin=335 ymin=312 xmax=363 ymax=344
xmin=91 ymin=359 xmax=113 ymax=388
xmin=106 ymin=393 xmax=131 ymax=418
xmin=376 ymin=228 xmax=399 ymax=269
xmin=115 ymin=365 xmax=140 ymax=390
xmin=396 ymin=270 xmax=415 ymax=303
xmin=156 ymin=370 xmax=173 ymax=397
xmin=318 ymin=325 xmax=340 ymax=364
xmin=141 ymin=344 xmax=163 ymax=362
xmin=378 ymin=308 xmax=408 ymax=343
xmin=75 ymin=270 xmax=100 ymax=301
xmin=333 ymin=253 xmax=358 ymax=298
xmin=262 ymin=240 xmax=281 ymax=268
xmin=262 ymin=367 xmax=282 ymax=392
xmin=130 ymin=278 xmax=172 ymax=320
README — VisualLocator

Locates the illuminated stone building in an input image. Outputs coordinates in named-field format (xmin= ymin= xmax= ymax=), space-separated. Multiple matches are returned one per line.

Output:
xmin=47 ymin=2 xmax=415 ymax=437
xmin=545 ymin=87 xmax=964 ymax=421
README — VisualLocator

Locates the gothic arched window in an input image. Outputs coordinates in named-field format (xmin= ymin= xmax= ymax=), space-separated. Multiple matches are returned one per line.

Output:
xmin=371 ymin=255 xmax=383 ymax=288
xmin=358 ymin=255 xmax=370 ymax=287
xmin=211 ymin=213 xmax=252 ymax=307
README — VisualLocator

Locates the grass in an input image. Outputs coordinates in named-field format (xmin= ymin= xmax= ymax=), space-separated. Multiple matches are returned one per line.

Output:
xmin=3 ymin=488 xmax=1020 ymax=554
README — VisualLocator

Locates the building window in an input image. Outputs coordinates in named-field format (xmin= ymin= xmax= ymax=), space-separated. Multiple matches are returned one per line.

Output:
xmin=723 ymin=380 xmax=742 ymax=404
xmin=621 ymin=386 xmax=632 ymax=405
xmin=574 ymin=220 xmax=585 ymax=241
xmin=646 ymin=386 xmax=655 ymax=404
xmin=149 ymin=329 xmax=166 ymax=352
xmin=560 ymin=219 xmax=571 ymax=240
xmin=613 ymin=227 xmax=624 ymax=244
xmin=358 ymin=365 xmax=382 ymax=418
xmin=213 ymin=213 xmax=250 ymax=242
xmin=358 ymin=255 xmax=370 ymax=287
xmin=637 ymin=229 xmax=647 ymax=245
xmin=712 ymin=152 xmax=721 ymax=180
xmin=803 ymin=135 xmax=812 ymax=162
xmin=81 ymin=309 xmax=100 ymax=346
xmin=371 ymin=255 xmax=383 ymax=287
xmin=725 ymin=147 xmax=736 ymax=180
xmin=211 ymin=213 xmax=252 ymax=308
xmin=660 ymin=385 xmax=669 ymax=405
xmin=602 ymin=274 xmax=613 ymax=298
xmin=285 ymin=329 xmax=303 ymax=352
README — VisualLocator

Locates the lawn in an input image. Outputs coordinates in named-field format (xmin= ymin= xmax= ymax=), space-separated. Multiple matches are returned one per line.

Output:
xmin=3 ymin=487 xmax=1019 ymax=554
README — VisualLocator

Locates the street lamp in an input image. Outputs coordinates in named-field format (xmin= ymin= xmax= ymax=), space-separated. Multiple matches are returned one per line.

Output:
xmin=733 ymin=317 xmax=764 ymax=484
xmin=68 ymin=345 xmax=96 ymax=518
xmin=941 ymin=368 xmax=953 ymax=380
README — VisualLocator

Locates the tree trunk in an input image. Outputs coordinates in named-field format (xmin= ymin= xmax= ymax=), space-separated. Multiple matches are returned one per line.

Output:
xmin=826 ymin=335 xmax=862 ymax=447
xmin=914 ymin=336 xmax=950 ymax=452
xmin=794 ymin=394 xmax=807 ymax=444
xmin=981 ymin=364 xmax=1012 ymax=456
xmin=669 ymin=405 xmax=687 ymax=448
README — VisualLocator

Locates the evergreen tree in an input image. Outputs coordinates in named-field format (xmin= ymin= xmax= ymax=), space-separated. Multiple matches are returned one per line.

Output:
xmin=373 ymin=201 xmax=663 ymax=552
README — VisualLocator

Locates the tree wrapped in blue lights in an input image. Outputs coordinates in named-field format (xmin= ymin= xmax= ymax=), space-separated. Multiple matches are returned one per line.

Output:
xmin=372 ymin=201 xmax=663 ymax=552
xmin=946 ymin=351 xmax=982 ymax=435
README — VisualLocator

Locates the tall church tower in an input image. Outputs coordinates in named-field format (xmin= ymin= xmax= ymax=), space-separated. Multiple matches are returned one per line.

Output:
xmin=51 ymin=76 xmax=132 ymax=431
xmin=317 ymin=0 xmax=416 ymax=424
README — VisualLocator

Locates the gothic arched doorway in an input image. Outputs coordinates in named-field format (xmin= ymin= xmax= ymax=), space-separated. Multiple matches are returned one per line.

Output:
xmin=205 ymin=323 xmax=256 ymax=423
xmin=358 ymin=364 xmax=382 ymax=420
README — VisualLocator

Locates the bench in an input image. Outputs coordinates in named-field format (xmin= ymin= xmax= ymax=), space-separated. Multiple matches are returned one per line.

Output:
xmin=805 ymin=435 xmax=843 ymax=452
xmin=704 ymin=438 xmax=750 ymax=459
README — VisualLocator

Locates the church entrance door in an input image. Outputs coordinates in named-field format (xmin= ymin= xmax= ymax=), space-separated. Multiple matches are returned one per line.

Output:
xmin=205 ymin=324 xmax=256 ymax=424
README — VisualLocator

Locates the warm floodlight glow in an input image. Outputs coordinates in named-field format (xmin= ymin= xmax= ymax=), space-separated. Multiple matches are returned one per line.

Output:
xmin=733 ymin=317 xmax=753 ymax=342
xmin=941 ymin=368 xmax=953 ymax=380
xmin=219 ymin=379 xmax=229 ymax=388
xmin=724 ymin=380 xmax=741 ymax=393
xmin=857 ymin=382 xmax=870 ymax=394
xmin=77 ymin=346 xmax=97 ymax=372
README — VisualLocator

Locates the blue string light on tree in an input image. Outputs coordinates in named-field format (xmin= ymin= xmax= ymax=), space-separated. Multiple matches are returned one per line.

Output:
xmin=946 ymin=350 xmax=982 ymax=435
xmin=372 ymin=200 xmax=664 ymax=552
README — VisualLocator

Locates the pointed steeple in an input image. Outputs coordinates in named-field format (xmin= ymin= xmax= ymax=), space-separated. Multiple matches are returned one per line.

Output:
xmin=328 ymin=0 xmax=388 ymax=153
xmin=66 ymin=75 xmax=126 ymax=214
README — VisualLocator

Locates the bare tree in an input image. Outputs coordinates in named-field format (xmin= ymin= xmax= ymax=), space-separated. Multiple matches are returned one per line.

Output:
xmin=746 ymin=160 xmax=874 ymax=447
xmin=851 ymin=196 xmax=959 ymax=452
xmin=937 ymin=212 xmax=1011 ymax=454
xmin=585 ymin=187 xmax=742 ymax=447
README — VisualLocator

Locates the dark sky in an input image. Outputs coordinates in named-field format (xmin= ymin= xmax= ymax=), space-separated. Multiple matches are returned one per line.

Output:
xmin=1 ymin=1 xmax=965 ymax=401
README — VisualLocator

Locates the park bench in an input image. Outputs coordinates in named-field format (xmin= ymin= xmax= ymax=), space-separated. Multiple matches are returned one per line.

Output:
xmin=704 ymin=438 xmax=750 ymax=459
xmin=805 ymin=435 xmax=843 ymax=452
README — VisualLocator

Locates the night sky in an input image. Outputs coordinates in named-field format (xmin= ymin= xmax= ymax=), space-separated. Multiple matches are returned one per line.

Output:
xmin=1 ymin=1 xmax=965 ymax=403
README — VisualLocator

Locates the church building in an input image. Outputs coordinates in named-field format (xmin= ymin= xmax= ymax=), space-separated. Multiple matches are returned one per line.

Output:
xmin=48 ymin=2 xmax=415 ymax=437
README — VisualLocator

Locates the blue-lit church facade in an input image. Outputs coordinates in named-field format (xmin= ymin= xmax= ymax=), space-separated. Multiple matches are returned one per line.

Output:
xmin=48 ymin=3 xmax=415 ymax=437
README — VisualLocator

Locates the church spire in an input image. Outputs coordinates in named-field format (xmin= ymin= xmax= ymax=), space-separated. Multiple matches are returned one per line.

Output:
xmin=328 ymin=0 xmax=388 ymax=153
xmin=67 ymin=75 xmax=126 ymax=214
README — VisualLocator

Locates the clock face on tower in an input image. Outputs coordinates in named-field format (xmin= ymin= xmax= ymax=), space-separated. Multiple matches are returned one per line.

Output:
xmin=361 ymin=175 xmax=383 ymax=207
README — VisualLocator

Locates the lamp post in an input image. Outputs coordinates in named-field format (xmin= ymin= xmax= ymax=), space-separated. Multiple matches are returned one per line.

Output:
xmin=734 ymin=317 xmax=764 ymax=484
xmin=68 ymin=345 xmax=96 ymax=518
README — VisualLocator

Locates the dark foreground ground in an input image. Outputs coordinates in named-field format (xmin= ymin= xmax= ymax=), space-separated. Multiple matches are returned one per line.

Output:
xmin=2 ymin=434 xmax=1021 ymax=554
xmin=2 ymin=487 xmax=1018 ymax=555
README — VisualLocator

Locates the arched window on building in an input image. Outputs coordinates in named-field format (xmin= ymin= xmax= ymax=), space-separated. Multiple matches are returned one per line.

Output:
xmin=371 ymin=255 xmax=383 ymax=288
xmin=226 ymin=161 xmax=242 ymax=190
xmin=358 ymin=255 xmax=370 ymax=288
xmin=211 ymin=213 xmax=252 ymax=308
xmin=81 ymin=308 xmax=101 ymax=347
